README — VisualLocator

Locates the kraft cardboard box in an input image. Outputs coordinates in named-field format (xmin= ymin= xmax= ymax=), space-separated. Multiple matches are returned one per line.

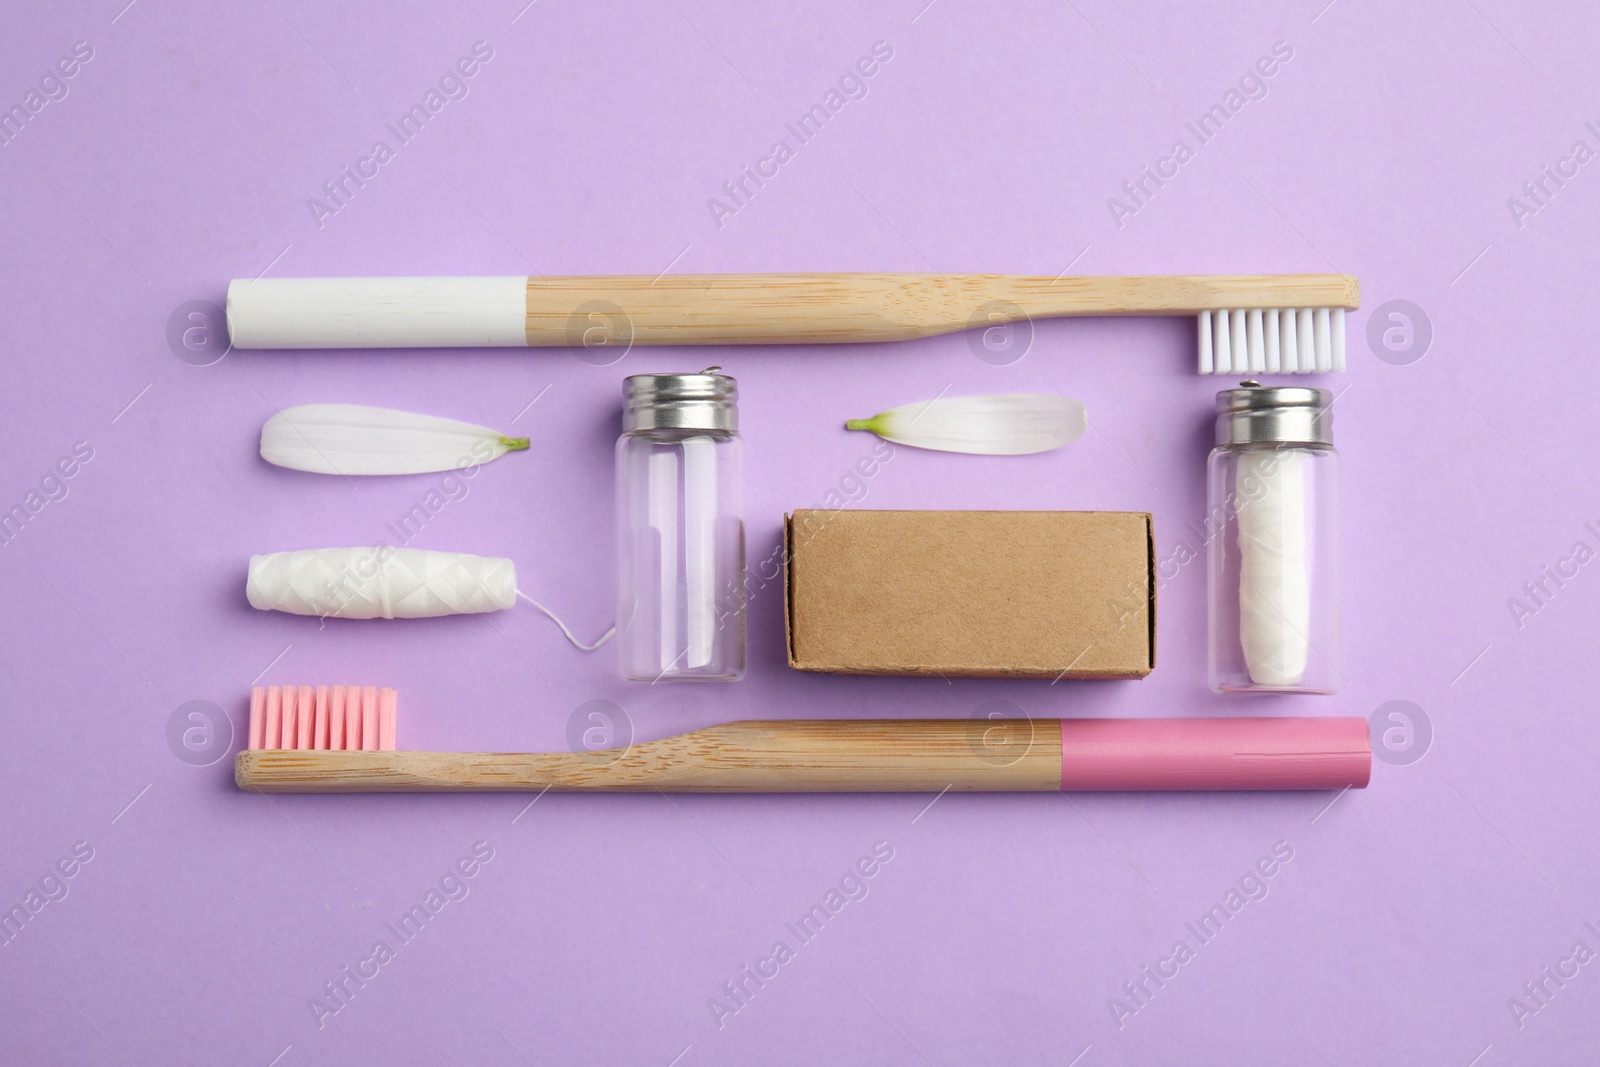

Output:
xmin=784 ymin=509 xmax=1154 ymax=679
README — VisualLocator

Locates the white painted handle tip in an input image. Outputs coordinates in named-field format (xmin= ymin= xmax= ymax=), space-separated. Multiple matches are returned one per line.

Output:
xmin=226 ymin=277 xmax=528 ymax=349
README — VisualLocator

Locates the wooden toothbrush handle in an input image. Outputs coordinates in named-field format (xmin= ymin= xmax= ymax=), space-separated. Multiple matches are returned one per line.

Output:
xmin=235 ymin=719 xmax=1065 ymax=793
xmin=526 ymin=273 xmax=1360 ymax=345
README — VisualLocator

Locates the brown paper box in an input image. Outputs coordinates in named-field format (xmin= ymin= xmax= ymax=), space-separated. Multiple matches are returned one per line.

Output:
xmin=784 ymin=509 xmax=1155 ymax=679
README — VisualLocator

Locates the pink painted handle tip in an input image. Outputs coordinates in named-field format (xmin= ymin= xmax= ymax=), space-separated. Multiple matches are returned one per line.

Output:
xmin=1059 ymin=717 xmax=1370 ymax=792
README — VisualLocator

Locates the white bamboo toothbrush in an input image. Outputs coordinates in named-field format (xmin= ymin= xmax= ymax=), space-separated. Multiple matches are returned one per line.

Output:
xmin=225 ymin=273 xmax=1358 ymax=374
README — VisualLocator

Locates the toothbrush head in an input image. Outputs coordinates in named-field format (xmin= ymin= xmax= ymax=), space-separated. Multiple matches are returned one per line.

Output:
xmin=248 ymin=685 xmax=396 ymax=751
xmin=1199 ymin=307 xmax=1345 ymax=375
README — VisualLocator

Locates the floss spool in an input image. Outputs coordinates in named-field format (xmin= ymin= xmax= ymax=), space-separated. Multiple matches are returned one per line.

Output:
xmin=1206 ymin=383 xmax=1339 ymax=694
xmin=246 ymin=547 xmax=611 ymax=649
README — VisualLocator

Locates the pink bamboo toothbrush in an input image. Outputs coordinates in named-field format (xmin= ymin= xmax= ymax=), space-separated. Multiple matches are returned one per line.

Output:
xmin=236 ymin=687 xmax=1370 ymax=794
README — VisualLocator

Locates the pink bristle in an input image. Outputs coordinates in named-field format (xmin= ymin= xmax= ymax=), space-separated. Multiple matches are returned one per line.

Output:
xmin=281 ymin=686 xmax=299 ymax=750
xmin=345 ymin=686 xmax=362 ymax=750
xmin=361 ymin=686 xmax=379 ymax=752
xmin=329 ymin=685 xmax=346 ymax=750
xmin=378 ymin=688 xmax=397 ymax=751
xmin=296 ymin=685 xmax=314 ymax=749
xmin=264 ymin=686 xmax=282 ymax=750
xmin=247 ymin=684 xmax=396 ymax=753
xmin=249 ymin=687 xmax=265 ymax=751
xmin=314 ymin=686 xmax=330 ymax=750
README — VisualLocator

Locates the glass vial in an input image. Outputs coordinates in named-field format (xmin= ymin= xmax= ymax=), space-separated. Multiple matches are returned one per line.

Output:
xmin=1207 ymin=382 xmax=1339 ymax=694
xmin=616 ymin=370 xmax=746 ymax=681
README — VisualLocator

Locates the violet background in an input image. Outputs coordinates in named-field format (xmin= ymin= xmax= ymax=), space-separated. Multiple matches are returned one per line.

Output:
xmin=2 ymin=0 xmax=1597 ymax=1063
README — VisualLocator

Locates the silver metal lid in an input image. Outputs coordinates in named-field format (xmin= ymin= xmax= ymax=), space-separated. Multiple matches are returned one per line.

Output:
xmin=1216 ymin=380 xmax=1334 ymax=446
xmin=623 ymin=368 xmax=738 ymax=433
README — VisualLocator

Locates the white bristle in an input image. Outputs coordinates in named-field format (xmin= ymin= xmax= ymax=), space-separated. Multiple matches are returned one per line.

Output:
xmin=1246 ymin=309 xmax=1265 ymax=372
xmin=1214 ymin=309 xmax=1232 ymax=373
xmin=1280 ymin=308 xmax=1298 ymax=372
xmin=1264 ymin=310 xmax=1281 ymax=374
xmin=1314 ymin=308 xmax=1332 ymax=373
xmin=1198 ymin=306 xmax=1350 ymax=374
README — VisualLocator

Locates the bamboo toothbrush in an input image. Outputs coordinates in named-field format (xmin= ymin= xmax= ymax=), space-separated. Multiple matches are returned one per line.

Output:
xmin=224 ymin=273 xmax=1359 ymax=374
xmin=235 ymin=686 xmax=1371 ymax=793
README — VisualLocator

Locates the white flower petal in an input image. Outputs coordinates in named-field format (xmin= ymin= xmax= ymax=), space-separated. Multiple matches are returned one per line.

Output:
xmin=260 ymin=404 xmax=528 ymax=475
xmin=846 ymin=394 xmax=1087 ymax=455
